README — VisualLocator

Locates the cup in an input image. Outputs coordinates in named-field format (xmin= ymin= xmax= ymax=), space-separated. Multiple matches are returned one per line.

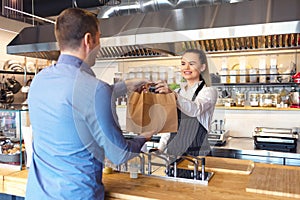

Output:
xmin=128 ymin=158 xmax=140 ymax=179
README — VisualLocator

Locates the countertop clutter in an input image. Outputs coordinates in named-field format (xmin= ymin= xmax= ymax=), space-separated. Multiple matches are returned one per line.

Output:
xmin=1 ymin=157 xmax=300 ymax=199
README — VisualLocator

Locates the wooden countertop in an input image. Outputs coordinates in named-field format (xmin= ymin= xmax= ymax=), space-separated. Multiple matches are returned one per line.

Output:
xmin=1 ymin=157 xmax=299 ymax=199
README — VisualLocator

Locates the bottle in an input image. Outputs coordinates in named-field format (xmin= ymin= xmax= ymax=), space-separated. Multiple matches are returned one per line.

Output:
xmin=258 ymin=55 xmax=267 ymax=83
xmin=151 ymin=66 xmax=159 ymax=82
xmin=239 ymin=56 xmax=247 ymax=83
xmin=220 ymin=57 xmax=229 ymax=84
xmin=279 ymin=87 xmax=289 ymax=106
xmin=159 ymin=66 xmax=167 ymax=81
xmin=269 ymin=55 xmax=278 ymax=83
xmin=113 ymin=72 xmax=122 ymax=83
xmin=143 ymin=67 xmax=151 ymax=80
xmin=249 ymin=68 xmax=258 ymax=83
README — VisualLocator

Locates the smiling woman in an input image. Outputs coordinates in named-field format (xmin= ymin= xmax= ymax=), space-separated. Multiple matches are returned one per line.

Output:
xmin=155 ymin=49 xmax=218 ymax=157
xmin=180 ymin=52 xmax=202 ymax=86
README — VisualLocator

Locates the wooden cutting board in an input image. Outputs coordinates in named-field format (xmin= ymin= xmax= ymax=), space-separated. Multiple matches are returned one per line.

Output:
xmin=179 ymin=156 xmax=255 ymax=175
xmin=246 ymin=166 xmax=300 ymax=199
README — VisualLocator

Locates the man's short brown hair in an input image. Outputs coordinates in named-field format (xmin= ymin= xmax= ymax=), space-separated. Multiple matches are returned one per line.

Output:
xmin=55 ymin=8 xmax=99 ymax=50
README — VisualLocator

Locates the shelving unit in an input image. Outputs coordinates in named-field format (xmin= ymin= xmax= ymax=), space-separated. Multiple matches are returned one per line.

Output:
xmin=0 ymin=109 xmax=28 ymax=170
xmin=0 ymin=70 xmax=35 ymax=76
xmin=213 ymin=82 xmax=298 ymax=87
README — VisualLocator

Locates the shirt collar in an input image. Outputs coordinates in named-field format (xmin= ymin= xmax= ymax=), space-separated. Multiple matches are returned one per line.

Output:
xmin=180 ymin=81 xmax=204 ymax=91
xmin=56 ymin=54 xmax=96 ymax=77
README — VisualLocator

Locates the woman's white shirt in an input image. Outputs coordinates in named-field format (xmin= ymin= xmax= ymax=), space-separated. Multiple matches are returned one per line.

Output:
xmin=158 ymin=81 xmax=218 ymax=151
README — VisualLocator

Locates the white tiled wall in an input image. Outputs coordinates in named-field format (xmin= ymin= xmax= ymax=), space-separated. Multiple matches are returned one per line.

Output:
xmin=213 ymin=108 xmax=300 ymax=137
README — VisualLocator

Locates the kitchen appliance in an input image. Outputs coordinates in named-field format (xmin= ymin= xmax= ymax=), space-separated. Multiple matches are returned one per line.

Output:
xmin=208 ymin=130 xmax=230 ymax=146
xmin=208 ymin=119 xmax=229 ymax=146
xmin=292 ymin=72 xmax=300 ymax=83
xmin=253 ymin=127 xmax=298 ymax=153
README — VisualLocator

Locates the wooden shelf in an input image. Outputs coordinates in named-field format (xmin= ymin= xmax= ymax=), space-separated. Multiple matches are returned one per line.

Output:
xmin=213 ymin=82 xmax=298 ymax=87
xmin=0 ymin=70 xmax=35 ymax=75
xmin=215 ymin=106 xmax=299 ymax=111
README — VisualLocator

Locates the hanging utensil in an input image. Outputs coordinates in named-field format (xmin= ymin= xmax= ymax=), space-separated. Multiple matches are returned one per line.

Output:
xmin=0 ymin=76 xmax=14 ymax=104
xmin=6 ymin=76 xmax=22 ymax=94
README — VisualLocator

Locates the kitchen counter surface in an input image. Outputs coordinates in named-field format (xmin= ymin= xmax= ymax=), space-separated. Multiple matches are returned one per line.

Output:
xmin=212 ymin=137 xmax=300 ymax=160
xmin=1 ymin=157 xmax=300 ymax=199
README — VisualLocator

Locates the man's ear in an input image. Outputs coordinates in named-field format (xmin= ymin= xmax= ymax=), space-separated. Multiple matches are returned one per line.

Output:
xmin=83 ymin=33 xmax=92 ymax=48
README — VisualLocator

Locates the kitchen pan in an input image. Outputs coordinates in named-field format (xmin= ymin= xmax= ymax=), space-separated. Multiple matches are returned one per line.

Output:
xmin=6 ymin=76 xmax=22 ymax=94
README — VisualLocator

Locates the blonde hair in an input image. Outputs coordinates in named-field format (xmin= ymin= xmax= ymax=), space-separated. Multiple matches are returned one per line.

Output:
xmin=183 ymin=49 xmax=212 ymax=87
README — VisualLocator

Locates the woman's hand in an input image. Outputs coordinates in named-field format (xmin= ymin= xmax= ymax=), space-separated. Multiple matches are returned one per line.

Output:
xmin=154 ymin=80 xmax=173 ymax=94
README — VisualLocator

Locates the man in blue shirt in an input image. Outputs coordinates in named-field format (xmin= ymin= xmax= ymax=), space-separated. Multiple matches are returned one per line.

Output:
xmin=26 ymin=8 xmax=155 ymax=200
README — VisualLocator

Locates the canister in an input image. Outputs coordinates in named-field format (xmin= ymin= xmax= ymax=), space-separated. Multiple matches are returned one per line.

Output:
xmin=249 ymin=93 xmax=259 ymax=107
xmin=229 ymin=70 xmax=237 ymax=83
xmin=235 ymin=93 xmax=245 ymax=107
xmin=249 ymin=69 xmax=258 ymax=83
xmin=259 ymin=93 xmax=273 ymax=107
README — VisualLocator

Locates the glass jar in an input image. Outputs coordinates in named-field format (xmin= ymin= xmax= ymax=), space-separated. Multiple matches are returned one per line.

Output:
xmin=113 ymin=72 xmax=122 ymax=83
xmin=249 ymin=69 xmax=258 ymax=83
xmin=271 ymin=93 xmax=279 ymax=107
xmin=223 ymin=98 xmax=235 ymax=107
xmin=249 ymin=93 xmax=259 ymax=107
xmin=259 ymin=93 xmax=273 ymax=107
xmin=235 ymin=93 xmax=245 ymax=107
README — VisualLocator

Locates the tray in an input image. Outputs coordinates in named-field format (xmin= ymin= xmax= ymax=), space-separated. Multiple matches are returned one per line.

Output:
xmin=0 ymin=151 xmax=24 ymax=164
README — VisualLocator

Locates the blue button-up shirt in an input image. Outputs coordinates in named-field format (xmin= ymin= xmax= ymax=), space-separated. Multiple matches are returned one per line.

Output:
xmin=26 ymin=54 xmax=146 ymax=200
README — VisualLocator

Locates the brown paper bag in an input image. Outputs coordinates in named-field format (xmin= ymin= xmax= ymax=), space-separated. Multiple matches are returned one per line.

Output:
xmin=126 ymin=91 xmax=178 ymax=133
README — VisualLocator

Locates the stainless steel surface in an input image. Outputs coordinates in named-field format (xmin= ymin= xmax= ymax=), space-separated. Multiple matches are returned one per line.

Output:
xmin=4 ymin=0 xmax=107 ymax=19
xmin=253 ymin=127 xmax=297 ymax=138
xmin=137 ymin=154 xmax=145 ymax=174
xmin=146 ymin=171 xmax=214 ymax=185
xmin=253 ymin=127 xmax=298 ymax=153
xmin=97 ymin=0 xmax=246 ymax=19
xmin=178 ymin=155 xmax=199 ymax=180
xmin=212 ymin=137 xmax=300 ymax=161
xmin=208 ymin=130 xmax=229 ymax=145
xmin=6 ymin=0 xmax=300 ymax=60
xmin=145 ymin=151 xmax=173 ymax=175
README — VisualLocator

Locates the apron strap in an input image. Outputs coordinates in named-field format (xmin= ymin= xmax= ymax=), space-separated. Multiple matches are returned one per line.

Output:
xmin=192 ymin=81 xmax=205 ymax=101
xmin=177 ymin=80 xmax=206 ymax=101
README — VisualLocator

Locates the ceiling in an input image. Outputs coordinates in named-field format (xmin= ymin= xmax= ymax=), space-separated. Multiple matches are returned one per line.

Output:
xmin=1 ymin=0 xmax=245 ymax=24
xmin=0 ymin=0 xmax=108 ymax=25
xmin=3 ymin=0 xmax=300 ymax=60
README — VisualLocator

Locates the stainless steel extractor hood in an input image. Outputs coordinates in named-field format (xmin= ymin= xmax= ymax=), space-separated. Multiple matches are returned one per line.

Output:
xmin=6 ymin=0 xmax=300 ymax=60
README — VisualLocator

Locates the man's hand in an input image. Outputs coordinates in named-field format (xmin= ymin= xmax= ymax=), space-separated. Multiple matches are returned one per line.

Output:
xmin=140 ymin=130 xmax=157 ymax=141
xmin=125 ymin=78 xmax=150 ymax=93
